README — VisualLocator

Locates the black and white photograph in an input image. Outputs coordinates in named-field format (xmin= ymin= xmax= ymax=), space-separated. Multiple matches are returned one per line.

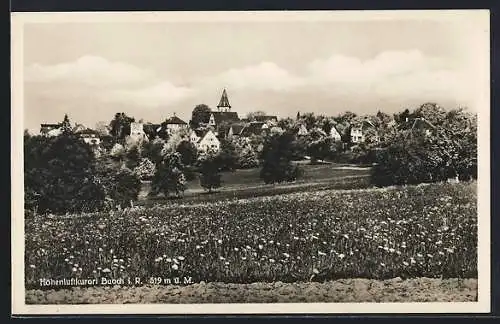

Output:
xmin=11 ymin=10 xmax=490 ymax=314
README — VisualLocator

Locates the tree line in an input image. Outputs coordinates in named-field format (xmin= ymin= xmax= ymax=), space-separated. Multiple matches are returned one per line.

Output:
xmin=24 ymin=102 xmax=477 ymax=215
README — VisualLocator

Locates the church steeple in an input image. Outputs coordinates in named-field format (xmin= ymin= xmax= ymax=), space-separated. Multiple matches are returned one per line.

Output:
xmin=217 ymin=88 xmax=231 ymax=112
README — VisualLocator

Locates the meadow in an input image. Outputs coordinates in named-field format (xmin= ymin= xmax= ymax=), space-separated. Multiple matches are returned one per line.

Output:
xmin=25 ymin=181 xmax=477 ymax=290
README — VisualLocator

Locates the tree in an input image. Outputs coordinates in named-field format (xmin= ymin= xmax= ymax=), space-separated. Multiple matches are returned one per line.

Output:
xmin=151 ymin=152 xmax=187 ymax=198
xmin=246 ymin=111 xmax=267 ymax=121
xmin=141 ymin=138 xmax=167 ymax=166
xmin=133 ymin=157 xmax=156 ymax=181
xmin=164 ymin=127 xmax=191 ymax=153
xmin=94 ymin=121 xmax=110 ymax=136
xmin=24 ymin=132 xmax=105 ymax=214
xmin=61 ymin=114 xmax=72 ymax=134
xmin=277 ymin=117 xmax=295 ymax=131
xmin=95 ymin=160 xmax=141 ymax=209
xmin=125 ymin=145 xmax=141 ymax=170
xmin=110 ymin=143 xmax=126 ymax=161
xmin=371 ymin=107 xmax=477 ymax=186
xmin=109 ymin=112 xmax=135 ymax=141
xmin=197 ymin=152 xmax=222 ymax=193
xmin=260 ymin=131 xmax=302 ymax=184
xmin=413 ymin=102 xmax=447 ymax=126
xmin=305 ymin=128 xmax=332 ymax=163
xmin=190 ymin=104 xmax=212 ymax=128
xmin=217 ymin=139 xmax=238 ymax=171
xmin=176 ymin=140 xmax=198 ymax=166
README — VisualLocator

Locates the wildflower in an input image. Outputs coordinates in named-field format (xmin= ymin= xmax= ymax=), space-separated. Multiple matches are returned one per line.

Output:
xmin=318 ymin=251 xmax=326 ymax=256
xmin=177 ymin=256 xmax=185 ymax=261
xmin=234 ymin=247 xmax=239 ymax=252
xmin=166 ymin=258 xmax=172 ymax=263
xmin=64 ymin=258 xmax=69 ymax=262
xmin=380 ymin=263 xmax=386 ymax=267
xmin=258 ymin=244 xmax=264 ymax=250
xmin=217 ymin=239 xmax=222 ymax=244
xmin=389 ymin=248 xmax=395 ymax=253
xmin=172 ymin=264 xmax=179 ymax=270
xmin=338 ymin=253 xmax=345 ymax=259
xmin=313 ymin=268 xmax=319 ymax=274
xmin=196 ymin=245 xmax=201 ymax=249
xmin=220 ymin=256 xmax=225 ymax=261
xmin=283 ymin=253 xmax=290 ymax=258
xmin=269 ymin=259 xmax=275 ymax=263
xmin=72 ymin=267 xmax=77 ymax=272
xmin=403 ymin=261 xmax=409 ymax=266
xmin=241 ymin=257 xmax=247 ymax=260
xmin=29 ymin=264 xmax=36 ymax=269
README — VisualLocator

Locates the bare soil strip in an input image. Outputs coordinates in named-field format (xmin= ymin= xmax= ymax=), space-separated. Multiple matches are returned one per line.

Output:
xmin=26 ymin=278 xmax=477 ymax=304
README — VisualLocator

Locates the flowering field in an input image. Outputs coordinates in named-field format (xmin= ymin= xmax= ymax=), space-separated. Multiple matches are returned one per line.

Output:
xmin=25 ymin=182 xmax=477 ymax=289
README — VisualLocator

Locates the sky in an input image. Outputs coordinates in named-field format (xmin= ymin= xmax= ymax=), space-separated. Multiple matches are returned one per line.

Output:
xmin=21 ymin=12 xmax=489 ymax=133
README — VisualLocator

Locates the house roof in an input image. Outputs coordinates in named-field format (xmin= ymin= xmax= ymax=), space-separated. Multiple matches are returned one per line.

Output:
xmin=230 ymin=124 xmax=245 ymax=135
xmin=164 ymin=116 xmax=187 ymax=125
xmin=217 ymin=89 xmax=231 ymax=109
xmin=192 ymin=129 xmax=217 ymax=143
xmin=240 ymin=122 xmax=266 ymax=137
xmin=40 ymin=123 xmax=62 ymax=128
xmin=211 ymin=111 xmax=240 ymax=124
xmin=411 ymin=117 xmax=436 ymax=131
xmin=77 ymin=128 xmax=99 ymax=135
xmin=330 ymin=125 xmax=341 ymax=135
xmin=253 ymin=115 xmax=278 ymax=123
xmin=143 ymin=123 xmax=162 ymax=139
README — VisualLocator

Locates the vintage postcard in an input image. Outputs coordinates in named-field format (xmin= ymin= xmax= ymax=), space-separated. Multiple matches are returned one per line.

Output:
xmin=11 ymin=10 xmax=490 ymax=315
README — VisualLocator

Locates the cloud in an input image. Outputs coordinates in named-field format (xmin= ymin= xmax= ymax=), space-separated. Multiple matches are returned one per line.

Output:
xmin=305 ymin=50 xmax=470 ymax=102
xmin=199 ymin=61 xmax=303 ymax=92
xmin=25 ymin=56 xmax=195 ymax=111
xmin=25 ymin=55 xmax=154 ymax=87
xmin=193 ymin=50 xmax=472 ymax=107
xmin=104 ymin=81 xmax=193 ymax=108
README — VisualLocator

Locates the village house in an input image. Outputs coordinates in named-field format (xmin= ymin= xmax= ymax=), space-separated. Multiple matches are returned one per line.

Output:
xmin=239 ymin=121 xmax=267 ymax=137
xmin=252 ymin=115 xmax=278 ymax=126
xmin=162 ymin=114 xmax=189 ymax=136
xmin=190 ymin=129 xmax=221 ymax=152
xmin=297 ymin=124 xmax=308 ymax=136
xmin=40 ymin=123 xmax=63 ymax=137
xmin=350 ymin=119 xmax=377 ymax=144
xmin=129 ymin=122 xmax=148 ymax=143
xmin=226 ymin=124 xmax=245 ymax=140
xmin=76 ymin=128 xmax=101 ymax=146
xmin=143 ymin=123 xmax=162 ymax=140
xmin=408 ymin=117 xmax=436 ymax=138
xmin=329 ymin=125 xmax=342 ymax=142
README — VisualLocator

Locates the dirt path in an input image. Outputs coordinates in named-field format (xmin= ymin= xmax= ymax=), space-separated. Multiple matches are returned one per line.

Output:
xmin=26 ymin=278 xmax=477 ymax=304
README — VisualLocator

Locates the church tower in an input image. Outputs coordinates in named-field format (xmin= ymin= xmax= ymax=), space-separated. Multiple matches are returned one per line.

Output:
xmin=217 ymin=88 xmax=231 ymax=112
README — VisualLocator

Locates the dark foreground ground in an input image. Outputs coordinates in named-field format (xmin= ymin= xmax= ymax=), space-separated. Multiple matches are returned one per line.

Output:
xmin=26 ymin=278 xmax=477 ymax=304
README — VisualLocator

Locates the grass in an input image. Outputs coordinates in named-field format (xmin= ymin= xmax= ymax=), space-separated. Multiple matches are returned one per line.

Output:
xmin=139 ymin=162 xmax=372 ymax=205
xmin=25 ymin=181 xmax=477 ymax=289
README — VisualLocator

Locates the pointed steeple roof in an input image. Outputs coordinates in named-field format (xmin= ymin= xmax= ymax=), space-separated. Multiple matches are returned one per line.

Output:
xmin=217 ymin=88 xmax=231 ymax=110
